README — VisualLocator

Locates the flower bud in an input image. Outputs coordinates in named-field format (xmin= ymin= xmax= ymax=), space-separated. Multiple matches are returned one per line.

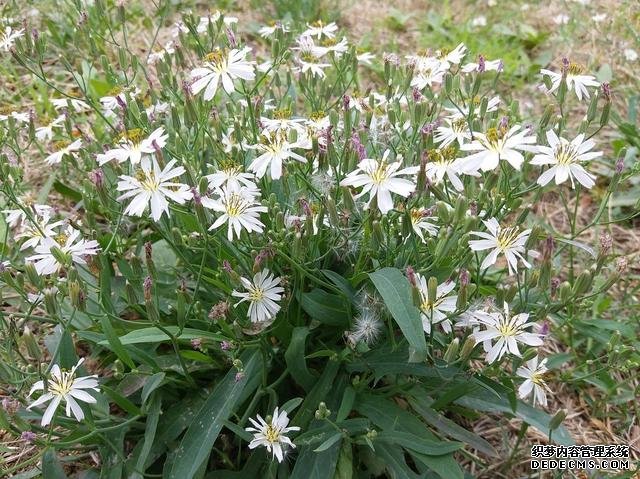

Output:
xmin=572 ymin=270 xmax=592 ymax=296
xmin=460 ymin=335 xmax=477 ymax=360
xmin=443 ymin=338 xmax=459 ymax=363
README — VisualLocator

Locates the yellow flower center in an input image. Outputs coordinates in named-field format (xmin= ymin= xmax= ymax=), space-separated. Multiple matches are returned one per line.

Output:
xmin=48 ymin=370 xmax=76 ymax=397
xmin=107 ymin=86 xmax=124 ymax=97
xmin=568 ymin=63 xmax=584 ymax=75
xmin=53 ymin=140 xmax=70 ymax=151
xmin=120 ymin=128 xmax=144 ymax=145
xmin=55 ymin=233 xmax=69 ymax=246
xmin=248 ymin=285 xmax=265 ymax=302
xmin=554 ymin=142 xmax=578 ymax=166
xmin=496 ymin=227 xmax=520 ymax=251
xmin=273 ymin=108 xmax=292 ymax=120
xmin=225 ymin=193 xmax=250 ymax=217
xmin=369 ymin=162 xmax=389 ymax=185
xmin=264 ymin=423 xmax=280 ymax=443
xmin=135 ymin=170 xmax=159 ymax=191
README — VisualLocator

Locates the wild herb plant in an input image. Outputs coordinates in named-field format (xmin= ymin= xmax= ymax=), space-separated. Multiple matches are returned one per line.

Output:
xmin=0 ymin=2 xmax=636 ymax=477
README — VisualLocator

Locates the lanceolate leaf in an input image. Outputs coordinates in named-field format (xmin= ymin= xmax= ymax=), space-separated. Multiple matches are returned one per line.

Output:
xmin=284 ymin=327 xmax=317 ymax=391
xmin=369 ymin=268 xmax=427 ymax=362
xmin=167 ymin=350 xmax=262 ymax=479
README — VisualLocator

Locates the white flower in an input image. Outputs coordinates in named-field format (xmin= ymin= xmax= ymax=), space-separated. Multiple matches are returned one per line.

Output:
xmin=468 ymin=218 xmax=535 ymax=275
xmin=232 ymin=269 xmax=284 ymax=323
xmin=460 ymin=125 xmax=537 ymax=173
xmin=357 ymin=51 xmax=375 ymax=65
xmin=145 ymin=101 xmax=170 ymax=118
xmin=248 ymin=131 xmax=309 ymax=180
xmin=0 ymin=26 xmax=23 ymax=51
xmin=302 ymin=20 xmax=338 ymax=39
xmin=415 ymin=274 xmax=458 ymax=334
xmin=471 ymin=16 xmax=487 ymax=27
xmin=196 ymin=12 xmax=238 ymax=32
xmin=624 ymin=48 xmax=638 ymax=62
xmin=116 ymin=158 xmax=192 ymax=222
xmin=15 ymin=210 xmax=63 ymax=251
xmin=540 ymin=66 xmax=600 ymax=101
xmin=340 ymin=150 xmax=418 ymax=214
xmin=3 ymin=204 xmax=52 ymax=229
xmin=461 ymin=58 xmax=503 ymax=73
xmin=206 ymin=164 xmax=258 ymax=192
xmin=99 ymin=88 xmax=139 ymax=118
xmin=27 ymin=358 xmax=99 ymax=426
xmin=148 ymin=41 xmax=175 ymax=64
xmin=52 ymin=97 xmax=90 ymax=112
xmin=246 ymin=407 xmax=300 ymax=463
xmin=201 ymin=185 xmax=266 ymax=240
xmin=0 ymin=110 xmax=29 ymax=124
xmin=410 ymin=60 xmax=447 ymax=89
xmin=259 ymin=22 xmax=290 ymax=38
xmin=531 ymin=130 xmax=602 ymax=189
xmin=409 ymin=209 xmax=439 ymax=242
xmin=517 ymin=356 xmax=550 ymax=407
xmin=553 ymin=14 xmax=569 ymax=25
xmin=97 ymin=127 xmax=168 ymax=165
xmin=591 ymin=13 xmax=607 ymax=23
xmin=472 ymin=303 xmax=543 ymax=363
xmin=425 ymin=152 xmax=468 ymax=191
xmin=45 ymin=139 xmax=83 ymax=165
xmin=434 ymin=117 xmax=472 ymax=148
xmin=190 ymin=48 xmax=255 ymax=101
xmin=26 ymin=227 xmax=100 ymax=275
xmin=437 ymin=43 xmax=467 ymax=70
xmin=261 ymin=116 xmax=307 ymax=136
xmin=36 ymin=116 xmax=64 ymax=141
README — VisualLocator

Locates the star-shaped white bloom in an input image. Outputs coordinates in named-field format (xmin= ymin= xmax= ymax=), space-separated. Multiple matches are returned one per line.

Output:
xmin=201 ymin=185 xmax=267 ymax=240
xmin=248 ymin=131 xmax=310 ymax=180
xmin=45 ymin=139 xmax=83 ymax=165
xmin=97 ymin=127 xmax=168 ymax=165
xmin=468 ymin=218 xmax=535 ymax=275
xmin=26 ymin=227 xmax=100 ymax=275
xmin=27 ymin=358 xmax=99 ymax=426
xmin=531 ymin=130 xmax=602 ymax=189
xmin=302 ymin=20 xmax=338 ymax=39
xmin=434 ymin=117 xmax=472 ymax=148
xmin=472 ymin=303 xmax=543 ymax=363
xmin=409 ymin=209 xmax=439 ymax=243
xmin=340 ymin=150 xmax=419 ymax=214
xmin=415 ymin=274 xmax=458 ymax=334
xmin=232 ymin=269 xmax=285 ymax=323
xmin=15 ymin=210 xmax=63 ymax=251
xmin=460 ymin=125 xmax=537 ymax=173
xmin=424 ymin=150 xmax=468 ymax=192
xmin=540 ymin=66 xmax=600 ymax=101
xmin=0 ymin=26 xmax=24 ymax=51
xmin=517 ymin=356 xmax=550 ymax=407
xmin=36 ymin=116 xmax=64 ymax=141
xmin=246 ymin=407 xmax=300 ymax=463
xmin=206 ymin=164 xmax=258 ymax=192
xmin=116 ymin=158 xmax=192 ymax=222
xmin=190 ymin=48 xmax=255 ymax=101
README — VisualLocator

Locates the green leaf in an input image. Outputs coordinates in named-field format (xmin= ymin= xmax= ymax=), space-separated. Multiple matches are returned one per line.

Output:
xmin=455 ymin=385 xmax=574 ymax=445
xmin=129 ymin=394 xmax=162 ymax=479
xmin=377 ymin=430 xmax=463 ymax=455
xmin=334 ymin=441 xmax=353 ymax=479
xmin=293 ymin=358 xmax=340 ymax=429
xmin=313 ymin=432 xmax=343 ymax=452
xmin=100 ymin=327 xmax=225 ymax=345
xmin=321 ymin=270 xmax=356 ymax=299
xmin=53 ymin=180 xmax=82 ymax=202
xmin=141 ymin=373 xmax=166 ymax=406
xmin=285 ymin=327 xmax=316 ymax=391
xmin=300 ymin=289 xmax=350 ymax=326
xmin=409 ymin=395 xmax=498 ymax=458
xmin=167 ymin=350 xmax=262 ymax=479
xmin=42 ymin=448 xmax=69 ymax=479
xmin=99 ymin=316 xmax=135 ymax=369
xmin=291 ymin=436 xmax=342 ymax=479
xmin=336 ymin=386 xmax=355 ymax=422
xmin=375 ymin=443 xmax=421 ymax=479
xmin=369 ymin=268 xmax=426 ymax=362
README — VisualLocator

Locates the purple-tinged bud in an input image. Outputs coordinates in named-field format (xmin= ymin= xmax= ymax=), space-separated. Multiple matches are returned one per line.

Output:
xmin=143 ymin=276 xmax=152 ymax=302
xmin=145 ymin=241 xmax=153 ymax=262
xmin=32 ymin=28 xmax=39 ymax=42
xmin=90 ymin=169 xmax=104 ymax=189
xmin=2 ymin=398 xmax=20 ymax=415
xmin=468 ymin=201 xmax=478 ymax=217
xmin=300 ymin=198 xmax=312 ymax=216
xmin=550 ymin=277 xmax=561 ymax=298
xmin=191 ymin=188 xmax=202 ymax=206
xmin=222 ymin=259 xmax=233 ymax=274
xmin=561 ymin=57 xmax=570 ymax=74
xmin=459 ymin=268 xmax=470 ymax=287
xmin=220 ymin=340 xmax=233 ymax=351
xmin=599 ymin=233 xmax=612 ymax=255
xmin=406 ymin=266 xmax=417 ymax=287
xmin=383 ymin=52 xmax=400 ymax=66
xmin=615 ymin=157 xmax=624 ymax=174
xmin=225 ymin=27 xmax=237 ymax=48
xmin=21 ymin=431 xmax=37 ymax=443
xmin=412 ymin=87 xmax=422 ymax=102
xmin=616 ymin=257 xmax=628 ymax=273
xmin=191 ymin=338 xmax=203 ymax=350
xmin=601 ymin=82 xmax=611 ymax=102
xmin=343 ymin=94 xmax=350 ymax=111
xmin=542 ymin=235 xmax=555 ymax=260
xmin=209 ymin=301 xmax=230 ymax=321
xmin=116 ymin=94 xmax=127 ymax=111
xmin=235 ymin=371 xmax=245 ymax=382
xmin=539 ymin=320 xmax=550 ymax=337
xmin=477 ymin=54 xmax=486 ymax=73
xmin=350 ymin=132 xmax=365 ymax=160
xmin=497 ymin=60 xmax=504 ymax=72
xmin=499 ymin=116 xmax=509 ymax=130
